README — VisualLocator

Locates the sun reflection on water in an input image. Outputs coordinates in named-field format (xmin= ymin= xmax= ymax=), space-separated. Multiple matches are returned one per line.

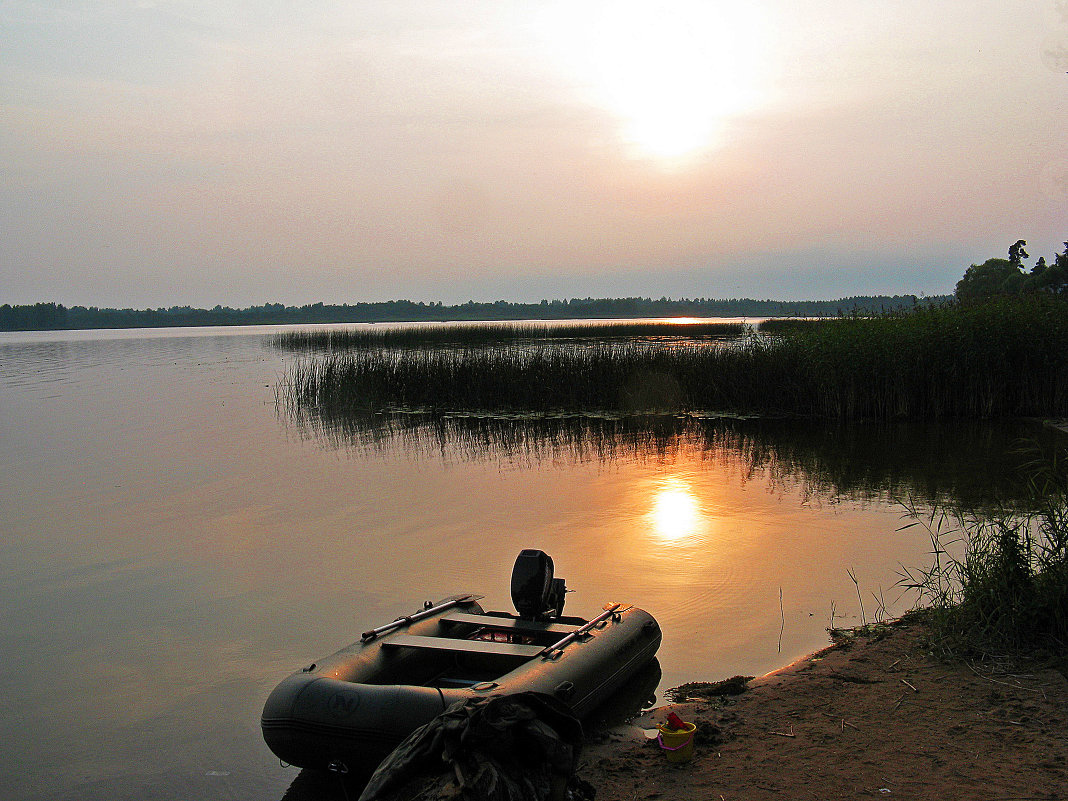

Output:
xmin=649 ymin=477 xmax=702 ymax=544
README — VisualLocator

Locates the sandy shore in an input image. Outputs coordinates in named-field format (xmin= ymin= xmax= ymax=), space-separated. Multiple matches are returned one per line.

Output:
xmin=581 ymin=618 xmax=1068 ymax=800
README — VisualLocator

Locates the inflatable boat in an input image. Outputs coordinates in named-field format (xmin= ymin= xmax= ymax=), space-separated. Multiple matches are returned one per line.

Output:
xmin=261 ymin=550 xmax=662 ymax=773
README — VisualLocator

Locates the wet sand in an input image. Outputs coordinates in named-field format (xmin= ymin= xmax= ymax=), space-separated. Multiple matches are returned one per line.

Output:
xmin=581 ymin=618 xmax=1068 ymax=800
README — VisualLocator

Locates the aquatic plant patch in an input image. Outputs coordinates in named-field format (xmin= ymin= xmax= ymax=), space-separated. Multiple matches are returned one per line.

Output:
xmin=273 ymin=320 xmax=750 ymax=351
xmin=280 ymin=296 xmax=1068 ymax=421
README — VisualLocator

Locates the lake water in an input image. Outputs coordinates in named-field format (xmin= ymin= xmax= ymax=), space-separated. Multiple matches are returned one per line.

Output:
xmin=0 ymin=324 xmax=1056 ymax=800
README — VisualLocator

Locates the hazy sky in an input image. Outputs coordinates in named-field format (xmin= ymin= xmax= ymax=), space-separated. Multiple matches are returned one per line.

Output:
xmin=2 ymin=1 xmax=1066 ymax=307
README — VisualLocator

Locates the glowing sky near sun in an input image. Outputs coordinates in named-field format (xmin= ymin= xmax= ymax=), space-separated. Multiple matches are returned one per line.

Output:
xmin=535 ymin=2 xmax=772 ymax=162
xmin=1 ymin=1 xmax=1065 ymax=307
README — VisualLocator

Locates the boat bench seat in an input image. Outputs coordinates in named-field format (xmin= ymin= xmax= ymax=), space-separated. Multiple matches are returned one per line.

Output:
xmin=382 ymin=634 xmax=543 ymax=658
xmin=441 ymin=612 xmax=581 ymax=635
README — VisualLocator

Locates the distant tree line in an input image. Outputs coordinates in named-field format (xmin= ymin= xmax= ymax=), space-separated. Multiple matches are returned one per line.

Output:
xmin=956 ymin=240 xmax=1068 ymax=302
xmin=0 ymin=295 xmax=939 ymax=332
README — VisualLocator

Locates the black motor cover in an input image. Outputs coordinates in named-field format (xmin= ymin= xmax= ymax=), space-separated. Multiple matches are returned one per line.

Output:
xmin=510 ymin=549 xmax=566 ymax=619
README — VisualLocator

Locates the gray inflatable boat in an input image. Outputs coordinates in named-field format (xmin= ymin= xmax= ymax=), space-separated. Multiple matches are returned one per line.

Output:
xmin=261 ymin=549 xmax=662 ymax=773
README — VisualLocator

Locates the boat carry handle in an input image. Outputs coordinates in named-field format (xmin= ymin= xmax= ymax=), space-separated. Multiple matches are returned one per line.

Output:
xmin=361 ymin=594 xmax=484 ymax=642
xmin=538 ymin=603 xmax=622 ymax=658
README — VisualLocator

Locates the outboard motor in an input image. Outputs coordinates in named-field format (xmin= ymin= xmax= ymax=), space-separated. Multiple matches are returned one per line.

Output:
xmin=510 ymin=549 xmax=567 ymax=620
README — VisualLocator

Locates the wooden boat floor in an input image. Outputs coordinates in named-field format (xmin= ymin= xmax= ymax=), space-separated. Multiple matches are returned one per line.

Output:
xmin=382 ymin=634 xmax=544 ymax=658
xmin=441 ymin=612 xmax=582 ymax=634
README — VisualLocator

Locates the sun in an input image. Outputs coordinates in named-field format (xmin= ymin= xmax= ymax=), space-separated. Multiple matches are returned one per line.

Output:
xmin=536 ymin=1 xmax=770 ymax=162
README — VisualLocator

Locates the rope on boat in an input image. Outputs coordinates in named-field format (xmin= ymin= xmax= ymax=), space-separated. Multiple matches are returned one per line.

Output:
xmin=328 ymin=760 xmax=353 ymax=801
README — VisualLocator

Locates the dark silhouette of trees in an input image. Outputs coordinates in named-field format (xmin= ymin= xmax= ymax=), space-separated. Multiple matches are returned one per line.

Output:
xmin=956 ymin=239 xmax=1067 ymax=301
xmin=0 ymin=294 xmax=934 ymax=332
xmin=955 ymin=257 xmax=1023 ymax=301
xmin=1023 ymin=242 xmax=1068 ymax=295
xmin=1008 ymin=239 xmax=1029 ymax=266
xmin=0 ymin=302 xmax=68 ymax=330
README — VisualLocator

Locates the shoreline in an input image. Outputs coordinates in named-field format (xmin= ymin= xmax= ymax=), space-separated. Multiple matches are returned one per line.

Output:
xmin=581 ymin=618 xmax=1068 ymax=800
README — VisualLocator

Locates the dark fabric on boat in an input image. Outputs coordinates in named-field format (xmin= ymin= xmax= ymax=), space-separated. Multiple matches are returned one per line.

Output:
xmin=357 ymin=691 xmax=591 ymax=801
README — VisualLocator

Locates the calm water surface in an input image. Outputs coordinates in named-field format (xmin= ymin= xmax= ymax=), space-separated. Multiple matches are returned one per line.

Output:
xmin=0 ymin=324 xmax=1052 ymax=800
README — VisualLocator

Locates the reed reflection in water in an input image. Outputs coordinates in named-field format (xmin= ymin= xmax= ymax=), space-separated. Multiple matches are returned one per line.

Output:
xmin=285 ymin=404 xmax=1056 ymax=510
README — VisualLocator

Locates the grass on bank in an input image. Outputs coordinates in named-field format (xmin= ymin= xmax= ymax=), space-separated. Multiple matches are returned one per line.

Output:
xmin=899 ymin=443 xmax=1068 ymax=661
xmin=281 ymin=296 xmax=1068 ymax=421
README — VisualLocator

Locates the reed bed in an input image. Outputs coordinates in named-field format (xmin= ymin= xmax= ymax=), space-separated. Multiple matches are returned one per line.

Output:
xmin=283 ymin=338 xmax=803 ymax=417
xmin=756 ymin=318 xmax=823 ymax=333
xmin=281 ymin=296 xmax=1068 ymax=421
xmin=778 ymin=296 xmax=1068 ymax=418
xmin=273 ymin=320 xmax=749 ymax=351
